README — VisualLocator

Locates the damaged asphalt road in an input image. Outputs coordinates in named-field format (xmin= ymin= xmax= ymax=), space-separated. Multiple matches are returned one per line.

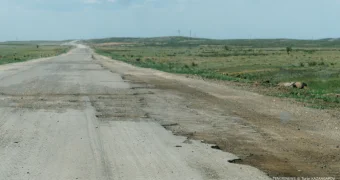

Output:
xmin=0 ymin=46 xmax=270 ymax=180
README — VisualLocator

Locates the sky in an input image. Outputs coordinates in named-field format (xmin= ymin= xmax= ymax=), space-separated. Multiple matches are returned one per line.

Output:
xmin=0 ymin=0 xmax=340 ymax=41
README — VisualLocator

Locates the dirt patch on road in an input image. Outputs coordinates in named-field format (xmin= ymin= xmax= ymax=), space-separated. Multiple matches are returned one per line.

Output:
xmin=98 ymin=55 xmax=340 ymax=179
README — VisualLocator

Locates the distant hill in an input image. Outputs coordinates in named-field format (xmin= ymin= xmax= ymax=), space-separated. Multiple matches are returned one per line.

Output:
xmin=85 ymin=36 xmax=340 ymax=48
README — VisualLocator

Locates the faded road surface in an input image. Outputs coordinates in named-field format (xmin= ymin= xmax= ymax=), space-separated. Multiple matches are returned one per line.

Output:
xmin=0 ymin=46 xmax=270 ymax=180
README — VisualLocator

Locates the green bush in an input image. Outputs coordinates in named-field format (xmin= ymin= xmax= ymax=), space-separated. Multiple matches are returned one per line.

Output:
xmin=318 ymin=61 xmax=325 ymax=66
xmin=308 ymin=61 xmax=317 ymax=66
xmin=286 ymin=46 xmax=293 ymax=54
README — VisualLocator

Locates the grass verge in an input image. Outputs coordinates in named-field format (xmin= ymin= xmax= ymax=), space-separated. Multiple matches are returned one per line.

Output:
xmin=0 ymin=43 xmax=72 ymax=65
xmin=89 ymin=37 xmax=340 ymax=109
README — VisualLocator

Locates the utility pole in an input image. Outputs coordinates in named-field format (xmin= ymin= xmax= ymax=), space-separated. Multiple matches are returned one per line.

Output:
xmin=178 ymin=29 xmax=181 ymax=37
xmin=190 ymin=30 xmax=192 ymax=38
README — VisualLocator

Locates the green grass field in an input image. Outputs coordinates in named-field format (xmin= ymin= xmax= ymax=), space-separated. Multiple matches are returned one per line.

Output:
xmin=0 ymin=42 xmax=71 ymax=65
xmin=88 ymin=37 xmax=340 ymax=108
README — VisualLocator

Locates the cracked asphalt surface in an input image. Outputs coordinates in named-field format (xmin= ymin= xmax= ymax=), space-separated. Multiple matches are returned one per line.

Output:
xmin=0 ymin=45 xmax=270 ymax=180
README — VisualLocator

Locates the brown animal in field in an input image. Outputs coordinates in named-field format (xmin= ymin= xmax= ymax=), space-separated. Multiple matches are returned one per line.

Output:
xmin=278 ymin=82 xmax=295 ymax=87
xmin=278 ymin=82 xmax=307 ymax=89
xmin=293 ymin=82 xmax=308 ymax=89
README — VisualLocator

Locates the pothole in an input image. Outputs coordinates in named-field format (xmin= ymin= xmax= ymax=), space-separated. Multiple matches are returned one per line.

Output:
xmin=211 ymin=145 xmax=221 ymax=150
xmin=228 ymin=158 xmax=243 ymax=164
xmin=161 ymin=123 xmax=179 ymax=128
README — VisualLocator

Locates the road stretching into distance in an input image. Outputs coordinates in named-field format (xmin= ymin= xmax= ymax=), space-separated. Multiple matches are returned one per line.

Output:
xmin=0 ymin=45 xmax=270 ymax=180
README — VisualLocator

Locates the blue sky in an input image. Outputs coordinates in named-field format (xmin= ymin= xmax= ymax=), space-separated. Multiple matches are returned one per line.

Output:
xmin=0 ymin=0 xmax=340 ymax=41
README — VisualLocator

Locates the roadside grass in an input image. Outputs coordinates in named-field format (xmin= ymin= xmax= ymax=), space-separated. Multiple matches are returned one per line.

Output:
xmin=96 ymin=49 xmax=247 ymax=82
xmin=0 ymin=43 xmax=71 ymax=65
xmin=89 ymin=37 xmax=340 ymax=109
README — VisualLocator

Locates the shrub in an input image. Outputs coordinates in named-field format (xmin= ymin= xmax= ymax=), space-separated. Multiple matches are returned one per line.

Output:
xmin=224 ymin=46 xmax=230 ymax=51
xmin=168 ymin=63 xmax=174 ymax=69
xmin=308 ymin=61 xmax=317 ymax=66
xmin=286 ymin=46 xmax=293 ymax=54
xmin=318 ymin=61 xmax=325 ymax=66
xmin=192 ymin=62 xmax=198 ymax=67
